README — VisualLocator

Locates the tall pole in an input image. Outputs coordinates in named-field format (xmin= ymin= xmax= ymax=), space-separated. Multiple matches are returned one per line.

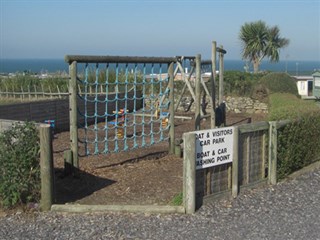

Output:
xmin=40 ymin=124 xmax=53 ymax=211
xmin=218 ymin=45 xmax=224 ymax=105
xmin=211 ymin=41 xmax=217 ymax=128
xmin=168 ymin=62 xmax=175 ymax=154
xmin=69 ymin=61 xmax=78 ymax=169
xmin=195 ymin=54 xmax=201 ymax=131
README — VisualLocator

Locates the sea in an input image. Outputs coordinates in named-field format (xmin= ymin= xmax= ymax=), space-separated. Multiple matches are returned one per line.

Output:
xmin=0 ymin=58 xmax=319 ymax=76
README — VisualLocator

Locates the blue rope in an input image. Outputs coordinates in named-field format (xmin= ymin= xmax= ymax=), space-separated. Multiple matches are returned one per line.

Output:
xmin=77 ymin=61 xmax=172 ymax=155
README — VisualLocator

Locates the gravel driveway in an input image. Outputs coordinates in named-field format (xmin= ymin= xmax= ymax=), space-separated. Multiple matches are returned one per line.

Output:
xmin=1 ymin=167 xmax=320 ymax=240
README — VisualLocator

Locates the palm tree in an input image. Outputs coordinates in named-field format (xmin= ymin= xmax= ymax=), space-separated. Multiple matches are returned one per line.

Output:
xmin=239 ymin=20 xmax=289 ymax=73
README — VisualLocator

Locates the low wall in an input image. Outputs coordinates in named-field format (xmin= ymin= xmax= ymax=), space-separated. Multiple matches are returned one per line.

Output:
xmin=0 ymin=91 xmax=143 ymax=133
xmin=177 ymin=95 xmax=268 ymax=114
xmin=0 ymin=119 xmax=24 ymax=132
xmin=225 ymin=96 xmax=268 ymax=114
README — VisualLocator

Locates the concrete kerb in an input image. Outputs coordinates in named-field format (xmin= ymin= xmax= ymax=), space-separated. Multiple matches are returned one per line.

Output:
xmin=282 ymin=160 xmax=320 ymax=182
xmin=51 ymin=204 xmax=186 ymax=214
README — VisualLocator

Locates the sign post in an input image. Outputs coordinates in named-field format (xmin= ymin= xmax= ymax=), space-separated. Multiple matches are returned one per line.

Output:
xmin=194 ymin=126 xmax=235 ymax=170
xmin=183 ymin=126 xmax=237 ymax=213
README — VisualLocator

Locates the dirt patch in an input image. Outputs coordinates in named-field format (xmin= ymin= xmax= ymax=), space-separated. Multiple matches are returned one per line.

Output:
xmin=53 ymin=112 xmax=266 ymax=206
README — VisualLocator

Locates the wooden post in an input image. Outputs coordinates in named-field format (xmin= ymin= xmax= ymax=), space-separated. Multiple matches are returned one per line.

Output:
xmin=175 ymin=138 xmax=183 ymax=157
xmin=211 ymin=41 xmax=217 ymax=128
xmin=57 ymin=85 xmax=61 ymax=99
xmin=261 ymin=132 xmax=267 ymax=178
xmin=21 ymin=86 xmax=24 ymax=100
xmin=41 ymin=83 xmax=45 ymax=98
xmin=28 ymin=85 xmax=31 ymax=100
xmin=63 ymin=150 xmax=73 ymax=176
xmin=69 ymin=61 xmax=79 ymax=169
xmin=232 ymin=126 xmax=239 ymax=198
xmin=246 ymin=135 xmax=250 ymax=184
xmin=40 ymin=124 xmax=54 ymax=211
xmin=183 ymin=132 xmax=196 ymax=214
xmin=195 ymin=54 xmax=201 ymax=131
xmin=34 ymin=85 xmax=38 ymax=99
xmin=218 ymin=45 xmax=224 ymax=105
xmin=268 ymin=121 xmax=277 ymax=184
xmin=168 ymin=62 xmax=175 ymax=154
xmin=49 ymin=86 xmax=52 ymax=99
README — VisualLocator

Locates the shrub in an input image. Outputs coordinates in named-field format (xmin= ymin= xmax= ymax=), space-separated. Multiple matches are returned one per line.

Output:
xmin=0 ymin=122 xmax=40 ymax=208
xmin=268 ymin=93 xmax=320 ymax=179
xmin=223 ymin=71 xmax=266 ymax=97
xmin=258 ymin=72 xmax=298 ymax=96
xmin=277 ymin=113 xmax=320 ymax=179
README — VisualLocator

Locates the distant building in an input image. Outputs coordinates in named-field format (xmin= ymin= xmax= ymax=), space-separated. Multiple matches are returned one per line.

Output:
xmin=294 ymin=71 xmax=320 ymax=99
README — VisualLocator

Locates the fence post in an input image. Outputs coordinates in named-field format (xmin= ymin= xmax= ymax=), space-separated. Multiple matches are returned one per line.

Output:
xmin=168 ymin=61 xmax=175 ymax=154
xmin=268 ymin=121 xmax=277 ymax=184
xmin=40 ymin=124 xmax=54 ymax=211
xmin=232 ymin=126 xmax=239 ymax=197
xmin=183 ymin=132 xmax=196 ymax=214
xmin=195 ymin=54 xmax=201 ymax=130
xmin=69 ymin=61 xmax=79 ymax=169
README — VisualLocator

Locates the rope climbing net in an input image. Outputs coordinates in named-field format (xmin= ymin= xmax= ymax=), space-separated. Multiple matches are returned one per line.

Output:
xmin=67 ymin=56 xmax=176 ymax=156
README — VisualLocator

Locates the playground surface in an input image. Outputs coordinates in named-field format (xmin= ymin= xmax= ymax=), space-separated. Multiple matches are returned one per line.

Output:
xmin=53 ymin=111 xmax=267 ymax=206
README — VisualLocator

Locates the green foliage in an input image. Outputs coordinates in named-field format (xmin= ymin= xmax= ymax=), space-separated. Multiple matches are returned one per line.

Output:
xmin=277 ymin=113 xmax=320 ymax=179
xmin=268 ymin=93 xmax=320 ymax=179
xmin=239 ymin=20 xmax=289 ymax=73
xmin=0 ymin=75 xmax=69 ymax=93
xmin=223 ymin=71 xmax=267 ymax=96
xmin=170 ymin=192 xmax=183 ymax=206
xmin=259 ymin=72 xmax=298 ymax=95
xmin=0 ymin=122 xmax=40 ymax=208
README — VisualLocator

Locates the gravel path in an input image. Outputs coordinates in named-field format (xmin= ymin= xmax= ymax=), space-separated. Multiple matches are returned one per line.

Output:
xmin=1 ymin=167 xmax=320 ymax=240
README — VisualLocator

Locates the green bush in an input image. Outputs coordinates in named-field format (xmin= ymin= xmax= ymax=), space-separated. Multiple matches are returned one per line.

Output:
xmin=0 ymin=122 xmax=40 ymax=208
xmin=268 ymin=93 xmax=320 ymax=179
xmin=259 ymin=72 xmax=298 ymax=95
xmin=223 ymin=71 xmax=267 ymax=97
xmin=277 ymin=113 xmax=320 ymax=179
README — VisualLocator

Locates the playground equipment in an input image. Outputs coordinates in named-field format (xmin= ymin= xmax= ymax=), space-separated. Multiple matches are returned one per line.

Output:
xmin=65 ymin=55 xmax=176 ymax=166
xmin=65 ymin=42 xmax=226 ymax=168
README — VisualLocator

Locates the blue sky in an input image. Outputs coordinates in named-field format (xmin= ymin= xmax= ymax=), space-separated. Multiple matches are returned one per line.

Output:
xmin=1 ymin=0 xmax=319 ymax=61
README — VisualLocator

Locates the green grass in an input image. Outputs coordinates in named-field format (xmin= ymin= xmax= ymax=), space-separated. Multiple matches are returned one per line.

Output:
xmin=268 ymin=93 xmax=320 ymax=121
xmin=170 ymin=192 xmax=183 ymax=206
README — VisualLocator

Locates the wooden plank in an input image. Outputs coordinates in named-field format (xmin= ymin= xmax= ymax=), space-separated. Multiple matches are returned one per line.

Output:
xmin=239 ymin=121 xmax=269 ymax=133
xmin=51 ymin=204 xmax=185 ymax=214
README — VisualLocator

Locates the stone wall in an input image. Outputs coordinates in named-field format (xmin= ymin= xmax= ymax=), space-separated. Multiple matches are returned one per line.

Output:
xmin=177 ymin=96 xmax=268 ymax=114
xmin=225 ymin=96 xmax=268 ymax=114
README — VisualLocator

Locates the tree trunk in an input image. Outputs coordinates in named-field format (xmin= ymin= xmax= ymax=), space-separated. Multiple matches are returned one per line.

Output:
xmin=253 ymin=58 xmax=260 ymax=73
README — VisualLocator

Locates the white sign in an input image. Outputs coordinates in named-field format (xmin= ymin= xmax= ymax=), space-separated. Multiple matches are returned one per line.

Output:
xmin=194 ymin=126 xmax=234 ymax=170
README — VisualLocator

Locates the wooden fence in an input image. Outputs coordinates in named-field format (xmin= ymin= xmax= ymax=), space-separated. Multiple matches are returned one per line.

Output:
xmin=0 ymin=86 xmax=69 ymax=100
xmin=183 ymin=120 xmax=288 ymax=214
xmin=0 ymin=85 xmax=113 ymax=101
